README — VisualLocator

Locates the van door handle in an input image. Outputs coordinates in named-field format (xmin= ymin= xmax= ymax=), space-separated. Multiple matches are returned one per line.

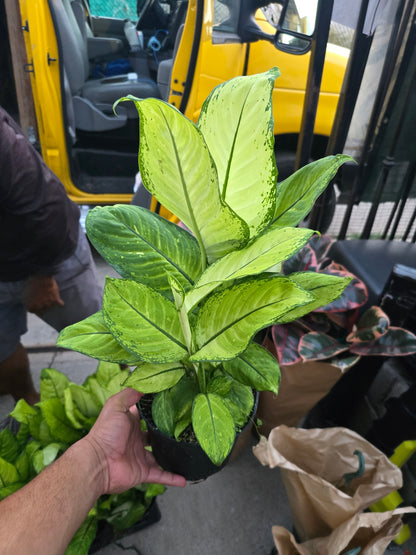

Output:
xmin=47 ymin=53 xmax=57 ymax=65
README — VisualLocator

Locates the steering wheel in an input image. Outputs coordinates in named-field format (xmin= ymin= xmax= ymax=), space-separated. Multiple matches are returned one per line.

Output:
xmin=136 ymin=0 xmax=169 ymax=30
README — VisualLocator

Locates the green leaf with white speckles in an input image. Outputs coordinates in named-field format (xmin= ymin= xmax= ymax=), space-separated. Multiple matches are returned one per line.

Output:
xmin=192 ymin=393 xmax=235 ymax=465
xmin=57 ymin=311 xmax=140 ymax=365
xmin=86 ymin=204 xmax=202 ymax=293
xmin=152 ymin=390 xmax=175 ymax=436
xmin=198 ymin=68 xmax=280 ymax=237
xmin=103 ymin=278 xmax=187 ymax=363
xmin=124 ymin=362 xmax=186 ymax=393
xmin=272 ymin=155 xmax=353 ymax=228
xmin=223 ymin=342 xmax=281 ymax=393
xmin=190 ymin=276 xmax=313 ymax=362
xmin=185 ymin=226 xmax=315 ymax=311
xmin=115 ymin=96 xmax=249 ymax=263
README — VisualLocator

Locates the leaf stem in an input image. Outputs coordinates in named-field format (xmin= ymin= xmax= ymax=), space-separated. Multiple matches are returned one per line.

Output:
xmin=172 ymin=290 xmax=193 ymax=354
xmin=195 ymin=362 xmax=207 ymax=393
xmin=198 ymin=239 xmax=207 ymax=272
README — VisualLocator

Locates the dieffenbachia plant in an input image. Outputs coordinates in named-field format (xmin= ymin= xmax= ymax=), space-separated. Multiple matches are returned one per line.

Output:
xmin=57 ymin=68 xmax=352 ymax=465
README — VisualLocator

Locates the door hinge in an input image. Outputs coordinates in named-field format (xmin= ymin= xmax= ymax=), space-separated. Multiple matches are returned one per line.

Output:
xmin=23 ymin=61 xmax=34 ymax=74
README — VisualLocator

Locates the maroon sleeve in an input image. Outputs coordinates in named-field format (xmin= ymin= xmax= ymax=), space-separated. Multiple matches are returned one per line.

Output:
xmin=0 ymin=107 xmax=80 ymax=281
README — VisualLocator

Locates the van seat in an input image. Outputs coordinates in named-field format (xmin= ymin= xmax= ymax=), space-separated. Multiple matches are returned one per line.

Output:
xmin=49 ymin=0 xmax=160 ymax=132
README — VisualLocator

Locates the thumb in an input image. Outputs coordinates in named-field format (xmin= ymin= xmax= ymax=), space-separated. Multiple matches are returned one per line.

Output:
xmin=51 ymin=277 xmax=65 ymax=306
xmin=106 ymin=388 xmax=143 ymax=414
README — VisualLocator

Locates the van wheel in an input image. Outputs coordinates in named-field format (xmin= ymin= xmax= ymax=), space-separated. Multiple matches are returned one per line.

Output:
xmin=275 ymin=150 xmax=336 ymax=234
xmin=275 ymin=150 xmax=298 ymax=181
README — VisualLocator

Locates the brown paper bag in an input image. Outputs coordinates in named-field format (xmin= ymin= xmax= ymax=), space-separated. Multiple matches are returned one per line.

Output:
xmin=253 ymin=426 xmax=403 ymax=541
xmin=272 ymin=508 xmax=416 ymax=554
xmin=256 ymin=360 xmax=344 ymax=432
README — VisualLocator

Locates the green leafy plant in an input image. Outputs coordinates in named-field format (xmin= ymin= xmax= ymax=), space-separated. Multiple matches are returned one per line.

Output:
xmin=268 ymin=235 xmax=416 ymax=369
xmin=57 ymin=68 xmax=352 ymax=466
xmin=0 ymin=363 xmax=164 ymax=554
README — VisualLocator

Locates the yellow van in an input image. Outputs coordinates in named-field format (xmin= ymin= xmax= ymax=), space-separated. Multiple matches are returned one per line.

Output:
xmin=9 ymin=0 xmax=349 ymax=205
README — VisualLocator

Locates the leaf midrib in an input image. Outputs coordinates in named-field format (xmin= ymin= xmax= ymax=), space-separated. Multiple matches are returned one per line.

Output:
xmin=115 ymin=218 xmax=196 ymax=286
xmin=238 ymin=354 xmax=270 ymax=383
xmin=110 ymin=290 xmax=187 ymax=351
xmin=221 ymin=87 xmax=251 ymax=201
xmin=159 ymin=107 xmax=206 ymax=262
xmin=197 ymin=294 xmax=307 ymax=350
xmin=270 ymin=161 xmax=340 ymax=226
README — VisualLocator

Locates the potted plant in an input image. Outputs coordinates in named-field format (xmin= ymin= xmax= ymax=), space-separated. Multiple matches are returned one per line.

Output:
xmin=0 ymin=362 xmax=164 ymax=554
xmin=56 ymin=68 xmax=352 ymax=480
xmin=256 ymin=234 xmax=416 ymax=432
xmin=268 ymin=234 xmax=416 ymax=368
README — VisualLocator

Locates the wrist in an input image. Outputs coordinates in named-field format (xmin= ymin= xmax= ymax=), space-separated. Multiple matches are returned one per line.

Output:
xmin=27 ymin=274 xmax=54 ymax=282
xmin=67 ymin=437 xmax=109 ymax=500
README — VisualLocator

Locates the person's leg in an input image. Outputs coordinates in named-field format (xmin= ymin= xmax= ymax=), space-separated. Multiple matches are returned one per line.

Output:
xmin=0 ymin=281 xmax=39 ymax=404
xmin=0 ymin=344 xmax=39 ymax=404
xmin=0 ymin=229 xmax=100 ymax=404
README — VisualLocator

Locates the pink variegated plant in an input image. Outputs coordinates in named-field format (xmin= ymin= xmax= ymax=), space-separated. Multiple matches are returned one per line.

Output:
xmin=267 ymin=235 xmax=416 ymax=370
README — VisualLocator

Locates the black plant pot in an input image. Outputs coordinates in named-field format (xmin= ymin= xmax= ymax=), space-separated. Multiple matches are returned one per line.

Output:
xmin=89 ymin=498 xmax=161 ymax=553
xmin=138 ymin=392 xmax=259 ymax=482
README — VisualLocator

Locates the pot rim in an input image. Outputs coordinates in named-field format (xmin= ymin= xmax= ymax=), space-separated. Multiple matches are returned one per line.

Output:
xmin=137 ymin=389 xmax=259 ymax=444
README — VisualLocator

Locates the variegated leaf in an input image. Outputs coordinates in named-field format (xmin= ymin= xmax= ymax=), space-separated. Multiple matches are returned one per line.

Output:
xmin=197 ymin=68 xmax=280 ymax=237
xmin=315 ymin=262 xmax=368 ymax=312
xmin=269 ymin=324 xmax=305 ymax=365
xmin=350 ymin=328 xmax=416 ymax=356
xmin=346 ymin=306 xmax=389 ymax=343
xmin=328 ymin=354 xmax=361 ymax=371
xmin=117 ymin=96 xmax=249 ymax=263
xmin=222 ymin=342 xmax=280 ymax=393
xmin=124 ymin=362 xmax=186 ymax=393
xmin=278 ymin=272 xmax=351 ymax=324
xmin=86 ymin=205 xmax=202 ymax=292
xmin=57 ymin=311 xmax=140 ymax=365
xmin=192 ymin=393 xmax=235 ymax=465
xmin=191 ymin=276 xmax=313 ymax=362
xmin=299 ymin=332 xmax=349 ymax=361
xmin=185 ymin=226 xmax=315 ymax=311
xmin=271 ymin=155 xmax=353 ymax=228
xmin=103 ymin=278 xmax=187 ymax=363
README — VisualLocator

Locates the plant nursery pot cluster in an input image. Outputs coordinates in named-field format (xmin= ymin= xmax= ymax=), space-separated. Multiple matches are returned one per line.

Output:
xmin=138 ymin=392 xmax=258 ymax=482
xmin=90 ymin=499 xmax=161 ymax=553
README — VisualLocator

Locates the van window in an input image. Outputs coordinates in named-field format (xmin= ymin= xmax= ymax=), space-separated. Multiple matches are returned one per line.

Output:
xmin=89 ymin=0 xmax=137 ymax=20
xmin=262 ymin=4 xmax=283 ymax=28
xmin=263 ymin=2 xmax=353 ymax=49
xmin=281 ymin=0 xmax=317 ymax=36
xmin=213 ymin=0 xmax=240 ymax=35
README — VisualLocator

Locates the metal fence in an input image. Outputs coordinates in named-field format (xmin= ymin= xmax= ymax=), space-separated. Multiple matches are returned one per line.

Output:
xmin=310 ymin=0 xmax=416 ymax=243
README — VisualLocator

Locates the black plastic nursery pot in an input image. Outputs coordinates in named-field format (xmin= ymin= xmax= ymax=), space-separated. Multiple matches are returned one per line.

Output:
xmin=138 ymin=392 xmax=259 ymax=482
xmin=90 ymin=498 xmax=161 ymax=553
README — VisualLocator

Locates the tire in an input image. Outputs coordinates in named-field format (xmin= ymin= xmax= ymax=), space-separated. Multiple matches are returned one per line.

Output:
xmin=275 ymin=150 xmax=297 ymax=182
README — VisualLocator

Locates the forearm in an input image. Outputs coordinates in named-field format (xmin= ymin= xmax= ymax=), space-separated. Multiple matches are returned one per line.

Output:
xmin=0 ymin=438 xmax=105 ymax=554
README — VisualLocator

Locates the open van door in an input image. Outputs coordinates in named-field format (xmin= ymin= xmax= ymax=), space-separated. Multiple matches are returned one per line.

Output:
xmin=6 ymin=0 xmax=348 ymax=205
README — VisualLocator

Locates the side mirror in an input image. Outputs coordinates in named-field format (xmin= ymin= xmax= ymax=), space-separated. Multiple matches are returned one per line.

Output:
xmin=238 ymin=0 xmax=279 ymax=43
xmin=274 ymin=0 xmax=318 ymax=54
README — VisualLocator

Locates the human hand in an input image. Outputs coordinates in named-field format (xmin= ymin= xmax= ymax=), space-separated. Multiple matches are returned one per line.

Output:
xmin=83 ymin=388 xmax=186 ymax=494
xmin=23 ymin=275 xmax=64 ymax=313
